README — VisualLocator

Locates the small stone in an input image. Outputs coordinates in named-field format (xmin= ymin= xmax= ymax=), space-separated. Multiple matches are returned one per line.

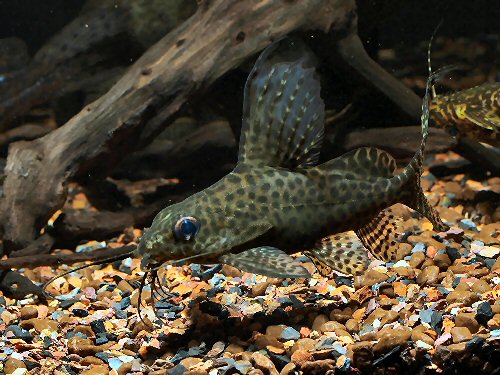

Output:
xmin=471 ymin=279 xmax=490 ymax=294
xmin=4 ymin=357 xmax=27 ymax=374
xmin=179 ymin=357 xmax=202 ymax=369
xmin=416 ymin=265 xmax=439 ymax=285
xmin=419 ymin=310 xmax=443 ymax=331
xmin=433 ymin=253 xmax=452 ymax=269
xmin=291 ymin=338 xmax=316 ymax=354
xmin=254 ymin=334 xmax=284 ymax=350
xmin=221 ymin=264 xmax=243 ymax=278
xmin=410 ymin=326 xmax=434 ymax=346
xmin=81 ymin=356 xmax=105 ymax=366
xmin=360 ymin=270 xmax=389 ymax=287
xmin=478 ymin=246 xmax=499 ymax=258
xmin=291 ymin=349 xmax=314 ymax=366
xmin=251 ymin=352 xmax=278 ymax=375
xmin=80 ymin=365 xmax=110 ymax=375
xmin=20 ymin=306 xmax=38 ymax=320
xmin=451 ymin=327 xmax=472 ymax=343
xmin=300 ymin=359 xmax=335 ymax=373
xmin=252 ymin=282 xmax=269 ymax=297
xmin=455 ymin=313 xmax=479 ymax=333
xmin=226 ymin=343 xmax=244 ymax=354
xmin=319 ymin=320 xmax=345 ymax=334
xmin=410 ymin=252 xmax=426 ymax=268
xmin=345 ymin=319 xmax=360 ymax=333
xmin=446 ymin=290 xmax=480 ymax=306
xmin=281 ymin=327 xmax=300 ymax=341
xmin=476 ymin=302 xmax=494 ymax=325
xmin=374 ymin=327 xmax=411 ymax=353
xmin=311 ymin=314 xmax=329 ymax=332
xmin=493 ymin=257 xmax=500 ymax=272
xmin=266 ymin=325 xmax=286 ymax=339
xmin=90 ymin=319 xmax=107 ymax=335
xmin=117 ymin=280 xmax=135 ymax=294
xmin=280 ymin=362 xmax=297 ymax=375
xmin=19 ymin=318 xmax=58 ymax=332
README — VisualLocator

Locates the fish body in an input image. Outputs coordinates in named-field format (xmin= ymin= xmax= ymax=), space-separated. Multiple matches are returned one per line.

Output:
xmin=430 ymin=82 xmax=500 ymax=147
xmin=138 ymin=40 xmax=447 ymax=279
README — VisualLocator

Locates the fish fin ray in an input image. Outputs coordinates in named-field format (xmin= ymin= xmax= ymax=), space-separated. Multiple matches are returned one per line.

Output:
xmin=310 ymin=147 xmax=397 ymax=179
xmin=238 ymin=41 xmax=324 ymax=169
xmin=304 ymin=232 xmax=369 ymax=276
xmin=220 ymin=247 xmax=311 ymax=278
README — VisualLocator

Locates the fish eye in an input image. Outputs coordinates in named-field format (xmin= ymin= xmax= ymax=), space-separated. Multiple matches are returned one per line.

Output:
xmin=174 ymin=216 xmax=200 ymax=241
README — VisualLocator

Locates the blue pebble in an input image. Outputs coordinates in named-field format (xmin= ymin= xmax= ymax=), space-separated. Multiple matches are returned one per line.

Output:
xmin=412 ymin=243 xmax=426 ymax=253
xmin=281 ymin=327 xmax=300 ymax=340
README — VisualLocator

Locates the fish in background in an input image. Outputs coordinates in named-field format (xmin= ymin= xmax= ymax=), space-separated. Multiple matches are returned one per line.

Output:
xmin=430 ymin=82 xmax=499 ymax=148
xmin=0 ymin=0 xmax=197 ymax=129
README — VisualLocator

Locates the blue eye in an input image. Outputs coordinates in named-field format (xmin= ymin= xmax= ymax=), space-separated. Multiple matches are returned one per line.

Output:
xmin=174 ymin=216 xmax=200 ymax=241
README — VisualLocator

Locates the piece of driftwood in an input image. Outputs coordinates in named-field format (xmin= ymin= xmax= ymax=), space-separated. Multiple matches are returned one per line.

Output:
xmin=343 ymin=126 xmax=456 ymax=159
xmin=0 ymin=124 xmax=52 ymax=148
xmin=0 ymin=244 xmax=136 ymax=270
xmin=1 ymin=0 xmax=351 ymax=250
xmin=0 ymin=270 xmax=45 ymax=299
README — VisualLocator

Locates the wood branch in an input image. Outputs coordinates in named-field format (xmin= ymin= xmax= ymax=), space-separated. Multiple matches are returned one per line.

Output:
xmin=0 ymin=124 xmax=52 ymax=148
xmin=0 ymin=270 xmax=45 ymax=299
xmin=1 ymin=0 xmax=352 ymax=250
xmin=12 ymin=233 xmax=55 ymax=258
xmin=342 ymin=126 xmax=456 ymax=159
xmin=0 ymin=244 xmax=136 ymax=270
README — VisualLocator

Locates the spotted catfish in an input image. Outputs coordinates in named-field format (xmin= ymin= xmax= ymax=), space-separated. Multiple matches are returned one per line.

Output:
xmin=430 ymin=82 xmax=500 ymax=148
xmin=137 ymin=41 xmax=448 ymax=280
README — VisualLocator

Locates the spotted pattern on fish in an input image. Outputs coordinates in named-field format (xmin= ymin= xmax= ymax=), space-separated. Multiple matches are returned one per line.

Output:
xmin=137 ymin=40 xmax=447 ymax=284
xmin=430 ymin=83 xmax=500 ymax=147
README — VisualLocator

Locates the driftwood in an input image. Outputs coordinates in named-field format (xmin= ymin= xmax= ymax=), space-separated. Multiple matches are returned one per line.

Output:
xmin=0 ymin=244 xmax=136 ymax=270
xmin=1 ymin=0 xmax=351 ymax=250
xmin=343 ymin=126 xmax=456 ymax=159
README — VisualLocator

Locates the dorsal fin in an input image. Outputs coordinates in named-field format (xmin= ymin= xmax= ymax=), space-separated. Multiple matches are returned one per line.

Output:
xmin=238 ymin=41 xmax=325 ymax=169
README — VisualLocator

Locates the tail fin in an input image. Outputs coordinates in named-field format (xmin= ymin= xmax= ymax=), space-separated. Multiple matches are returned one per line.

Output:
xmin=397 ymin=69 xmax=449 ymax=232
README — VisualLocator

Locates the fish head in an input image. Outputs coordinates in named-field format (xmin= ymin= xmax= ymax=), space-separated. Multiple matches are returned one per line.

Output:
xmin=136 ymin=197 xmax=236 ymax=270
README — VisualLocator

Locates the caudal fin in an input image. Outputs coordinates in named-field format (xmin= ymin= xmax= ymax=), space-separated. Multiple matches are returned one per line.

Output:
xmin=397 ymin=70 xmax=449 ymax=232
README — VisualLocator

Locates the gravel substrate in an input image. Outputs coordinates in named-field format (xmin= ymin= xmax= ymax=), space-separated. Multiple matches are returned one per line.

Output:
xmin=1 ymin=154 xmax=499 ymax=375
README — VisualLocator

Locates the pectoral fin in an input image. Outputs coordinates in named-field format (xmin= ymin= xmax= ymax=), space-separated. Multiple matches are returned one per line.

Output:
xmin=219 ymin=247 xmax=311 ymax=278
xmin=304 ymin=232 xmax=369 ymax=276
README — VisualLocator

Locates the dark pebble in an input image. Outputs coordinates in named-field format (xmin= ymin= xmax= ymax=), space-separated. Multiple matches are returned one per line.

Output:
xmin=95 ymin=335 xmax=108 ymax=345
xmin=71 ymin=308 xmax=89 ymax=317
xmin=401 ymin=279 xmax=416 ymax=285
xmin=452 ymin=277 xmax=462 ymax=288
xmin=437 ymin=286 xmax=450 ymax=295
xmin=199 ymin=301 xmax=229 ymax=319
xmin=190 ymin=264 xmax=202 ymax=278
xmin=120 ymin=296 xmax=131 ymax=310
xmin=476 ymin=302 xmax=493 ymax=325
xmin=484 ymin=259 xmax=496 ymax=270
xmin=25 ymin=360 xmax=41 ymax=371
xmin=206 ymin=286 xmax=225 ymax=298
xmin=269 ymin=353 xmax=291 ymax=370
xmin=94 ymin=352 xmax=111 ymax=362
xmin=387 ymin=275 xmax=397 ymax=283
xmin=64 ymin=364 xmax=78 ymax=375
xmin=201 ymin=264 xmax=223 ymax=280
xmin=43 ymin=335 xmax=52 ymax=349
xmin=281 ymin=327 xmax=300 ymax=340
xmin=6 ymin=325 xmax=33 ymax=342
xmin=40 ymin=350 xmax=54 ymax=358
xmin=59 ymin=299 xmax=78 ymax=309
xmin=289 ymin=294 xmax=304 ymax=309
xmin=419 ymin=309 xmax=443 ymax=331
xmin=446 ymin=247 xmax=461 ymax=261
xmin=466 ymin=336 xmax=485 ymax=351
xmin=278 ymin=297 xmax=293 ymax=307
xmin=105 ymin=284 xmax=116 ymax=292
xmin=335 ymin=276 xmax=353 ymax=287
xmin=115 ymin=310 xmax=127 ymax=319
xmin=155 ymin=301 xmax=183 ymax=313
xmin=167 ymin=365 xmax=187 ymax=375
xmin=90 ymin=319 xmax=107 ymax=335
xmin=372 ymin=345 xmax=401 ymax=366
xmin=317 ymin=337 xmax=337 ymax=350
